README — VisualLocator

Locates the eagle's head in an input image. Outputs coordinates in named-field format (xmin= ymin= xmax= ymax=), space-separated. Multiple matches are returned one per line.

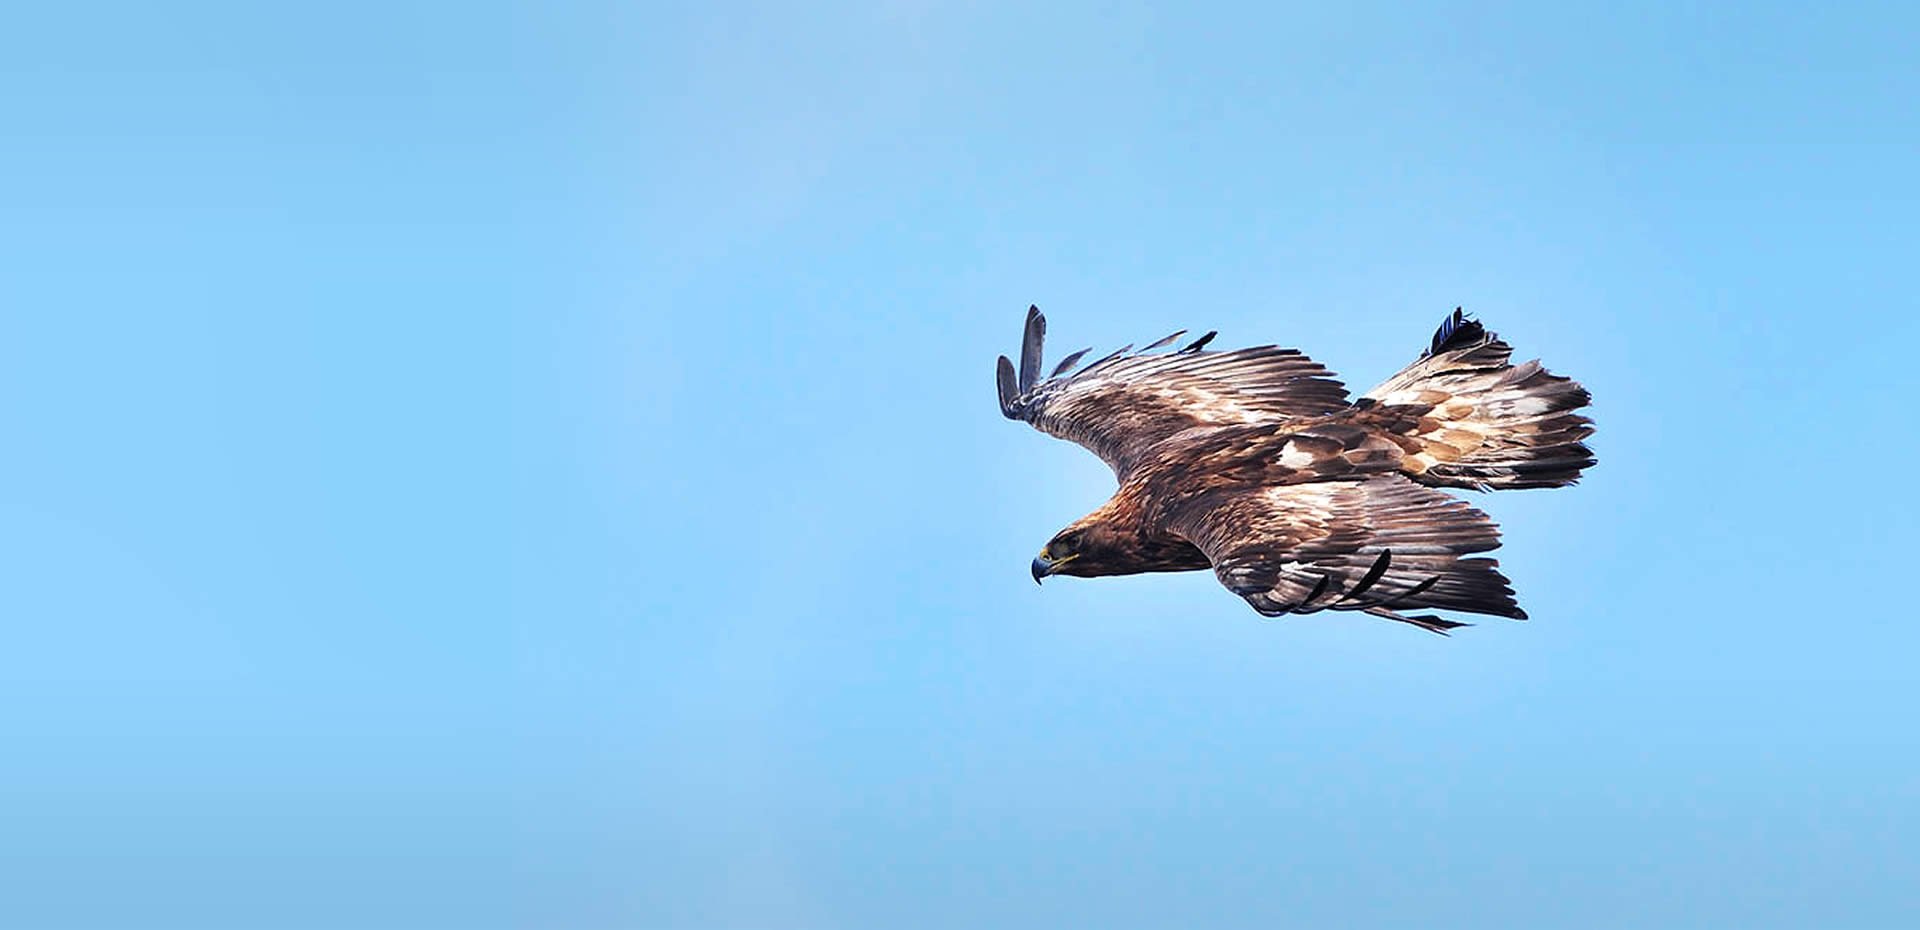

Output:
xmin=1031 ymin=522 xmax=1132 ymax=582
xmin=1031 ymin=518 xmax=1210 ymax=583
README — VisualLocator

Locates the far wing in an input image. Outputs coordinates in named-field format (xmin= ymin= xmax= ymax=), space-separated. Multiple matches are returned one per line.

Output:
xmin=996 ymin=307 xmax=1350 ymax=476
xmin=1165 ymin=475 xmax=1525 ymax=634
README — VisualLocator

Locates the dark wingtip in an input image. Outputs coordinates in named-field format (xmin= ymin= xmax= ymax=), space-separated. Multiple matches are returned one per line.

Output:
xmin=1141 ymin=329 xmax=1187 ymax=352
xmin=1018 ymin=306 xmax=1046 ymax=392
xmin=1407 ymin=614 xmax=1472 ymax=635
xmin=1180 ymin=331 xmax=1217 ymax=353
xmin=1085 ymin=343 xmax=1134 ymax=370
xmin=1380 ymin=574 xmax=1439 ymax=608
xmin=995 ymin=355 xmax=1019 ymax=417
xmin=1366 ymin=605 xmax=1472 ymax=634
xmin=1335 ymin=550 xmax=1392 ymax=605
xmin=1050 ymin=347 xmax=1093 ymax=378
xmin=1289 ymin=573 xmax=1335 ymax=612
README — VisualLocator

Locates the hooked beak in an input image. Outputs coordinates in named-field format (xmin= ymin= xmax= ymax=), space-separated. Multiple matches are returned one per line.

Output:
xmin=1031 ymin=551 xmax=1076 ymax=584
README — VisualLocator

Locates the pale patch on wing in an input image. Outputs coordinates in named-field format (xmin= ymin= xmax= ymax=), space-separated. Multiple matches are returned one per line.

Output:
xmin=1276 ymin=441 xmax=1319 ymax=470
xmin=1163 ymin=384 xmax=1282 ymax=425
xmin=1259 ymin=481 xmax=1337 ymax=511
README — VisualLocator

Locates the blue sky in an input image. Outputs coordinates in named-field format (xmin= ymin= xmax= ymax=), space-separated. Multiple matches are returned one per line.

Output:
xmin=4 ymin=2 xmax=1918 ymax=928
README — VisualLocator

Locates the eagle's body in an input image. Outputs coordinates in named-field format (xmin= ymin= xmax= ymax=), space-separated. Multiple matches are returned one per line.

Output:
xmin=997 ymin=307 xmax=1594 ymax=633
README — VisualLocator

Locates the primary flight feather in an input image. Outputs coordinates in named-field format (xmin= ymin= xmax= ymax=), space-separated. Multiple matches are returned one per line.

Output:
xmin=997 ymin=305 xmax=1594 ymax=634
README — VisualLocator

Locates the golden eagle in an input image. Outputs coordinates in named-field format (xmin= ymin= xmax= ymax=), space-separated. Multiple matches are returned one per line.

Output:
xmin=997 ymin=306 xmax=1594 ymax=634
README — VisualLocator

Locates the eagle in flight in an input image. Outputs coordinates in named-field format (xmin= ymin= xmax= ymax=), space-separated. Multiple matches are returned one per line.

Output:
xmin=996 ymin=306 xmax=1594 ymax=634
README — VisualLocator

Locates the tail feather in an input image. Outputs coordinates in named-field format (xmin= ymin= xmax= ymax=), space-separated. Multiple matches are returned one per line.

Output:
xmin=1362 ymin=309 xmax=1595 ymax=491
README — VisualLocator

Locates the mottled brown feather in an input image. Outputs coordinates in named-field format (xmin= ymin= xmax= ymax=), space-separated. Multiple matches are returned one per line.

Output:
xmin=999 ymin=310 xmax=1351 ymax=476
xmin=1000 ymin=307 xmax=1594 ymax=631
xmin=1164 ymin=476 xmax=1525 ymax=632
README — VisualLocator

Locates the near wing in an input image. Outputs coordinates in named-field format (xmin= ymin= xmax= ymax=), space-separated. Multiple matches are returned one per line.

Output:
xmin=1165 ymin=474 xmax=1526 ymax=634
xmin=996 ymin=306 xmax=1350 ymax=476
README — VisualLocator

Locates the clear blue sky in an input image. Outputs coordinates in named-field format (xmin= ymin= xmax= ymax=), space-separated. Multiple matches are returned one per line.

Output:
xmin=4 ymin=2 xmax=1917 ymax=928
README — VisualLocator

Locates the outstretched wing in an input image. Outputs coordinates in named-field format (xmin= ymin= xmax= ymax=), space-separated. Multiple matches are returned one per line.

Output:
xmin=996 ymin=306 xmax=1350 ymax=476
xmin=1165 ymin=474 xmax=1525 ymax=634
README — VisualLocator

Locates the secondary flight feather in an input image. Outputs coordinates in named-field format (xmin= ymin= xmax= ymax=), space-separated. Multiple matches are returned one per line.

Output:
xmin=996 ymin=305 xmax=1594 ymax=634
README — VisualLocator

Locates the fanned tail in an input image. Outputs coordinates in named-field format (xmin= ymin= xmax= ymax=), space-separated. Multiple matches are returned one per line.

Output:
xmin=1360 ymin=309 xmax=1595 ymax=491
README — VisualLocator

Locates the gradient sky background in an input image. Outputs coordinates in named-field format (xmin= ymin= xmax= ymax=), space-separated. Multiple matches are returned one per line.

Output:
xmin=5 ymin=2 xmax=1919 ymax=928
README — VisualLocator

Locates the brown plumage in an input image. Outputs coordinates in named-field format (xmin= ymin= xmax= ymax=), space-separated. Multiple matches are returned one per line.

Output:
xmin=998 ymin=306 xmax=1594 ymax=634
